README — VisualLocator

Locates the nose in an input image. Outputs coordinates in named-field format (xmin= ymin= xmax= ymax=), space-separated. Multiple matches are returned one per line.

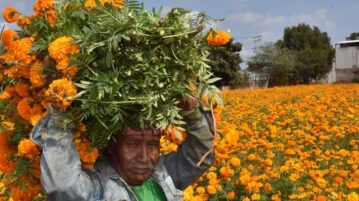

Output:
xmin=136 ymin=144 xmax=150 ymax=163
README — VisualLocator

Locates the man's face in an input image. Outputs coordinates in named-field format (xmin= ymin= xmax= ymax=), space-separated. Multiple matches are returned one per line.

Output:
xmin=111 ymin=133 xmax=161 ymax=186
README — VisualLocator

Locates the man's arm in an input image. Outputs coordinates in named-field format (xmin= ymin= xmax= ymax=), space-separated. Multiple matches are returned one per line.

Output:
xmin=30 ymin=108 xmax=102 ymax=200
xmin=161 ymin=102 xmax=215 ymax=190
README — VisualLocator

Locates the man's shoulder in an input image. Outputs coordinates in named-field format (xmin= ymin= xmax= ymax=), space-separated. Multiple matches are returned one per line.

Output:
xmin=92 ymin=154 xmax=119 ymax=180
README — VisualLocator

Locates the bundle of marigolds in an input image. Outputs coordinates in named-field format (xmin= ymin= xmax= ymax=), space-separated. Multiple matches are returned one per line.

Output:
xmin=0 ymin=0 xmax=231 ymax=200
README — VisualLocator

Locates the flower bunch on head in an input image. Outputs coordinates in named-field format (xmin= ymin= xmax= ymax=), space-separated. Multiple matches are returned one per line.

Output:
xmin=0 ymin=0 xmax=230 ymax=199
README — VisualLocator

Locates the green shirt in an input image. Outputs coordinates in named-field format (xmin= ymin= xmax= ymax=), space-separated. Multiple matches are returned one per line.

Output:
xmin=130 ymin=178 xmax=167 ymax=201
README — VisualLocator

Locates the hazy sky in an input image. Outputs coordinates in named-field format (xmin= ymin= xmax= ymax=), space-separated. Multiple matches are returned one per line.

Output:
xmin=1 ymin=0 xmax=358 ymax=64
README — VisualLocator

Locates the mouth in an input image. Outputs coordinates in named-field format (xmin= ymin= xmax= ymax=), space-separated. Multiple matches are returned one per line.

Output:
xmin=130 ymin=167 xmax=151 ymax=174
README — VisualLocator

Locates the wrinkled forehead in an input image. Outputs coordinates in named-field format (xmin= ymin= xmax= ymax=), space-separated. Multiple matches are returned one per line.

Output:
xmin=124 ymin=127 xmax=162 ymax=136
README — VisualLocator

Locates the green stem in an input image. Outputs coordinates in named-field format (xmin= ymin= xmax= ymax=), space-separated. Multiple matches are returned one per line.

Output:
xmin=162 ymin=29 xmax=198 ymax=38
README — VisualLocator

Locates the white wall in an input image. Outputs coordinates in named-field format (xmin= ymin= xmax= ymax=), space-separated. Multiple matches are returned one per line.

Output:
xmin=335 ymin=45 xmax=359 ymax=69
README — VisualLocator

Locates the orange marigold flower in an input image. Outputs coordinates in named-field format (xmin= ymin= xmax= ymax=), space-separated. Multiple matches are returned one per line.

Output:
xmin=14 ymin=82 xmax=30 ymax=97
xmin=7 ymin=37 xmax=36 ymax=65
xmin=251 ymin=193 xmax=261 ymax=200
xmin=17 ymin=15 xmax=31 ymax=30
xmin=1 ymin=29 xmax=19 ymax=50
xmin=338 ymin=149 xmax=350 ymax=157
xmin=0 ymin=73 xmax=3 ymax=84
xmin=4 ymin=65 xmax=31 ymax=80
xmin=30 ymin=114 xmax=43 ymax=126
xmin=3 ymin=85 xmax=20 ymax=102
xmin=219 ymin=166 xmax=234 ymax=178
xmin=17 ymin=97 xmax=32 ymax=121
xmin=0 ymin=90 xmax=11 ymax=100
xmin=247 ymin=153 xmax=256 ymax=161
xmin=48 ymin=36 xmax=80 ymax=76
xmin=46 ymin=78 xmax=77 ymax=110
xmin=0 ymin=131 xmax=15 ymax=173
xmin=17 ymin=97 xmax=44 ymax=122
xmin=18 ymin=139 xmax=41 ymax=159
xmin=230 ymin=157 xmax=241 ymax=167
xmin=33 ymin=0 xmax=55 ymax=12
xmin=110 ymin=0 xmax=125 ymax=8
xmin=271 ymin=194 xmax=281 ymax=201
xmin=47 ymin=9 xmax=57 ymax=27
xmin=163 ymin=126 xmax=186 ymax=144
xmin=206 ymin=185 xmax=217 ymax=195
xmin=74 ymin=138 xmax=99 ymax=168
xmin=227 ymin=191 xmax=235 ymax=200
xmin=264 ymin=183 xmax=272 ymax=192
xmin=48 ymin=36 xmax=80 ymax=61
xmin=206 ymin=172 xmax=217 ymax=180
xmin=2 ymin=7 xmax=19 ymax=23
xmin=316 ymin=195 xmax=327 ymax=201
xmin=316 ymin=178 xmax=327 ymax=189
xmin=10 ymin=176 xmax=41 ymax=201
xmin=239 ymin=174 xmax=251 ymax=185
xmin=30 ymin=62 xmax=46 ymax=88
xmin=284 ymin=148 xmax=296 ymax=155
xmin=207 ymin=30 xmax=231 ymax=46
xmin=261 ymin=159 xmax=273 ymax=167
xmin=196 ymin=186 xmax=205 ymax=194
xmin=334 ymin=176 xmax=343 ymax=185
xmin=347 ymin=192 xmax=359 ymax=201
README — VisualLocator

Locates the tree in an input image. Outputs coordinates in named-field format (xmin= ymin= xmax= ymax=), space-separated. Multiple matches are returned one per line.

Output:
xmin=247 ymin=42 xmax=297 ymax=86
xmin=280 ymin=23 xmax=334 ymax=84
xmin=346 ymin=32 xmax=359 ymax=40
xmin=208 ymin=40 xmax=247 ymax=87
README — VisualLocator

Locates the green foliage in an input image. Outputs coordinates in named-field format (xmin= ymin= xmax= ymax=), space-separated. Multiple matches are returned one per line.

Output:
xmin=208 ymin=40 xmax=247 ymax=87
xmin=346 ymin=32 xmax=359 ymax=40
xmin=280 ymin=23 xmax=334 ymax=84
xmin=248 ymin=42 xmax=297 ymax=86
xmin=0 ymin=100 xmax=32 ymax=145
xmin=126 ymin=0 xmax=143 ymax=11
xmin=0 ymin=156 xmax=37 ymax=197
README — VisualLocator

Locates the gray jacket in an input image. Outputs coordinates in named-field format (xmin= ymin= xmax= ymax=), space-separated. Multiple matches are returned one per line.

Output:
xmin=30 ymin=106 xmax=215 ymax=201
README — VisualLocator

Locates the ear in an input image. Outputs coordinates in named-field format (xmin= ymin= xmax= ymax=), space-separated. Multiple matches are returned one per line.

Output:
xmin=107 ymin=136 xmax=117 ymax=155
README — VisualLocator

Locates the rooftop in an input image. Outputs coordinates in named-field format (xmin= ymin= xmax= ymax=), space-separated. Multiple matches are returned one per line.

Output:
xmin=335 ymin=40 xmax=359 ymax=45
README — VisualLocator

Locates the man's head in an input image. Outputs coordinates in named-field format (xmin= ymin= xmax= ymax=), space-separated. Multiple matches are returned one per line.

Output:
xmin=109 ymin=127 xmax=162 ymax=186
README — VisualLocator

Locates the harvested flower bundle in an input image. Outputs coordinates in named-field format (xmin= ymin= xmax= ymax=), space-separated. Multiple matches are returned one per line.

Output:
xmin=0 ymin=0 xmax=230 ymax=199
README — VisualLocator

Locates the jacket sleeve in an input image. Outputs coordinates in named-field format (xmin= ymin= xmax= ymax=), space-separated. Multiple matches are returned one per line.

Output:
xmin=161 ymin=104 xmax=215 ymax=190
xmin=30 ymin=108 xmax=103 ymax=200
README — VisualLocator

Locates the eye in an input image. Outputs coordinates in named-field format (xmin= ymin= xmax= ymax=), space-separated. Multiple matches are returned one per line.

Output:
xmin=126 ymin=141 xmax=138 ymax=147
xmin=148 ymin=142 xmax=160 ymax=150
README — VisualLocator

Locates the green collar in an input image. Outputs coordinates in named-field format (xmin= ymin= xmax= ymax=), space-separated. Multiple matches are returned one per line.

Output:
xmin=130 ymin=178 xmax=167 ymax=201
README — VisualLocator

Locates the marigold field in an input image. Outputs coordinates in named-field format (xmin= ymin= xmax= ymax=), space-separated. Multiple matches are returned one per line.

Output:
xmin=181 ymin=84 xmax=359 ymax=201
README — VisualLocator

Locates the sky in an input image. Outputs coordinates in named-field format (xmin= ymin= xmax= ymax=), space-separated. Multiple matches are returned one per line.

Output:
xmin=1 ymin=0 xmax=359 ymax=66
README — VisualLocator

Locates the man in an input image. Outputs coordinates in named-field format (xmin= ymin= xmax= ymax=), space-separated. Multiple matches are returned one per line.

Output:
xmin=30 ymin=99 xmax=215 ymax=200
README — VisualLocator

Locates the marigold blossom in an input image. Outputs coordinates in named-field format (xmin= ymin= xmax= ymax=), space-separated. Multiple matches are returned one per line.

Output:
xmin=1 ymin=29 xmax=19 ymax=50
xmin=18 ymin=139 xmax=41 ymax=159
xmin=207 ymin=30 xmax=231 ymax=46
xmin=2 ymin=7 xmax=19 ymax=23
xmin=74 ymin=139 xmax=99 ymax=168
xmin=45 ymin=78 xmax=77 ymax=110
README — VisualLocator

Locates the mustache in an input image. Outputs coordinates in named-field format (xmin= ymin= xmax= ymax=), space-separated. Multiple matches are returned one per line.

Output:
xmin=128 ymin=162 xmax=154 ymax=170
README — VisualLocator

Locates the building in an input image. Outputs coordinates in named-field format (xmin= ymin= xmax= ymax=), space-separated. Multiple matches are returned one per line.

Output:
xmin=327 ymin=40 xmax=359 ymax=83
xmin=246 ymin=67 xmax=270 ymax=89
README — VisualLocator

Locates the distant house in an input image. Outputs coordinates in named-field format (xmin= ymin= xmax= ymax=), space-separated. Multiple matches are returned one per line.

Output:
xmin=246 ymin=67 xmax=270 ymax=89
xmin=327 ymin=40 xmax=359 ymax=83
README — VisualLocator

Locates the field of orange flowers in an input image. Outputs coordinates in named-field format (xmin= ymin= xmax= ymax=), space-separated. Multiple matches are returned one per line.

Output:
xmin=182 ymin=84 xmax=359 ymax=201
